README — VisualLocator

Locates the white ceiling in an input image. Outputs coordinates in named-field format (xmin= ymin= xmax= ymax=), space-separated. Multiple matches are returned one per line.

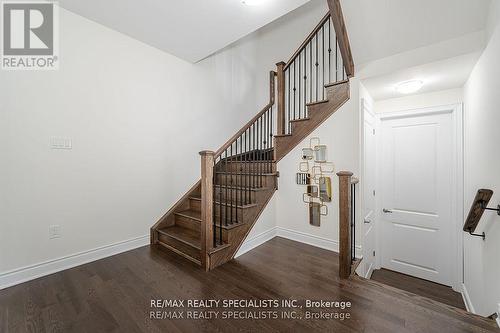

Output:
xmin=341 ymin=0 xmax=491 ymax=66
xmin=362 ymin=52 xmax=481 ymax=100
xmin=59 ymin=0 xmax=311 ymax=63
xmin=339 ymin=0 xmax=492 ymax=101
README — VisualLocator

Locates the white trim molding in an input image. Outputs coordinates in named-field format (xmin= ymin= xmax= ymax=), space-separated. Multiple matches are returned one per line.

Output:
xmin=3 ymin=228 xmax=364 ymax=290
xmin=236 ymin=226 xmax=363 ymax=259
xmin=0 ymin=235 xmax=149 ymax=290
xmin=235 ymin=227 xmax=278 ymax=258
xmin=461 ymin=283 xmax=476 ymax=314
xmin=277 ymin=227 xmax=339 ymax=252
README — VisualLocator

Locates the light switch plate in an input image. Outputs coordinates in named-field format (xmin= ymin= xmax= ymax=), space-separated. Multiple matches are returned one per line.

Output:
xmin=49 ymin=225 xmax=61 ymax=239
xmin=50 ymin=137 xmax=72 ymax=149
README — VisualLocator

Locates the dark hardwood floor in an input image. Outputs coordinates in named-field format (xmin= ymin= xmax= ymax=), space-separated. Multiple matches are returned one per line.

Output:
xmin=0 ymin=237 xmax=497 ymax=332
xmin=370 ymin=268 xmax=466 ymax=310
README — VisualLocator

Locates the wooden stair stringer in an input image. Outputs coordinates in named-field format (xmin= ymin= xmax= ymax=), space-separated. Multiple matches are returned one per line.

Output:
xmin=275 ymin=81 xmax=350 ymax=161
xmin=208 ymin=187 xmax=277 ymax=270
xmin=150 ymin=180 xmax=201 ymax=245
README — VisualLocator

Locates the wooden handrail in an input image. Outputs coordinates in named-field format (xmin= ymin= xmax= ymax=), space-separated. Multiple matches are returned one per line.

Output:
xmin=327 ymin=0 xmax=354 ymax=77
xmin=214 ymin=71 xmax=276 ymax=158
xmin=283 ymin=13 xmax=331 ymax=71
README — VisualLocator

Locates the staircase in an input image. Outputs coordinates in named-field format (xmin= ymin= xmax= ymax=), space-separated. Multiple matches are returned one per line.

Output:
xmin=151 ymin=0 xmax=354 ymax=271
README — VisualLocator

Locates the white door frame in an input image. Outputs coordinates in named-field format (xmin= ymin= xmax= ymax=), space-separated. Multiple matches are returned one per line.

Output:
xmin=374 ymin=104 xmax=464 ymax=291
xmin=360 ymin=98 xmax=377 ymax=279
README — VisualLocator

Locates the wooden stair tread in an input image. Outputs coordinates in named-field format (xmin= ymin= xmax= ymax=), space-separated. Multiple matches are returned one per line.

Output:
xmin=175 ymin=209 xmax=201 ymax=221
xmin=290 ymin=118 xmax=310 ymax=123
xmin=222 ymin=160 xmax=276 ymax=164
xmin=306 ymin=99 xmax=328 ymax=107
xmin=324 ymin=79 xmax=349 ymax=88
xmin=158 ymin=226 xmax=201 ymax=250
xmin=189 ymin=196 xmax=257 ymax=209
xmin=215 ymin=172 xmax=277 ymax=176
xmin=274 ymin=133 xmax=292 ymax=138
xmin=215 ymin=184 xmax=271 ymax=191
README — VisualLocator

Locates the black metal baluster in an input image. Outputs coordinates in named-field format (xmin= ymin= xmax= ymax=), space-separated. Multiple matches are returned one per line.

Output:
xmin=303 ymin=49 xmax=307 ymax=118
xmin=328 ymin=18 xmax=332 ymax=83
xmin=267 ymin=109 xmax=271 ymax=174
xmin=298 ymin=53 xmax=301 ymax=120
xmin=322 ymin=24 xmax=325 ymax=100
xmin=315 ymin=33 xmax=319 ymax=101
xmin=218 ymin=156 xmax=222 ymax=244
xmin=350 ymin=183 xmax=353 ymax=261
xmin=224 ymin=151 xmax=228 ymax=226
xmin=309 ymin=41 xmax=312 ymax=103
xmin=253 ymin=123 xmax=256 ymax=189
xmin=293 ymin=61 xmax=296 ymax=123
xmin=231 ymin=144 xmax=234 ymax=224
xmin=235 ymin=140 xmax=239 ymax=224
xmin=239 ymin=135 xmax=243 ymax=206
xmin=287 ymin=69 xmax=291 ymax=134
xmin=353 ymin=183 xmax=356 ymax=261
xmin=270 ymin=106 xmax=274 ymax=174
xmin=214 ymin=157 xmax=217 ymax=245
xmin=260 ymin=116 xmax=263 ymax=187
xmin=213 ymin=157 xmax=217 ymax=246
xmin=336 ymin=37 xmax=338 ymax=82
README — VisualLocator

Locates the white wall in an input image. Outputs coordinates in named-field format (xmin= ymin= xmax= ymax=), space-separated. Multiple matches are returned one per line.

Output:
xmin=0 ymin=8 xmax=254 ymax=276
xmin=274 ymin=78 xmax=361 ymax=251
xmin=463 ymin=13 xmax=500 ymax=317
xmin=0 ymin=1 xmax=330 ymax=282
xmin=374 ymin=88 xmax=463 ymax=113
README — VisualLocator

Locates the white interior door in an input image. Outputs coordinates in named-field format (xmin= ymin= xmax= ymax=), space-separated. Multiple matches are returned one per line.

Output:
xmin=362 ymin=100 xmax=376 ymax=278
xmin=380 ymin=111 xmax=454 ymax=286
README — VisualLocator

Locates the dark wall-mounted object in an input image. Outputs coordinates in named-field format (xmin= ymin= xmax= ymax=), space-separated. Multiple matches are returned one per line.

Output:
xmin=463 ymin=189 xmax=494 ymax=240
xmin=309 ymin=202 xmax=321 ymax=226
xmin=296 ymin=173 xmax=310 ymax=185
xmin=307 ymin=185 xmax=319 ymax=197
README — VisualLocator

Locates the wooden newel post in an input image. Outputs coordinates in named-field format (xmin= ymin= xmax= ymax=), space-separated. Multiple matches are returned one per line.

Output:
xmin=200 ymin=150 xmax=214 ymax=271
xmin=337 ymin=171 xmax=353 ymax=279
xmin=276 ymin=62 xmax=286 ymax=135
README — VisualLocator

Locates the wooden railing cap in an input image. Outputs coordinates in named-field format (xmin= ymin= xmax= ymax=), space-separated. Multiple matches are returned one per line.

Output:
xmin=276 ymin=61 xmax=286 ymax=67
xmin=337 ymin=171 xmax=353 ymax=177
xmin=199 ymin=150 xmax=215 ymax=156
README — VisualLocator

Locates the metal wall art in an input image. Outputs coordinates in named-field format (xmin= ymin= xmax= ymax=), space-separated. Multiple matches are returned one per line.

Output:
xmin=295 ymin=137 xmax=334 ymax=226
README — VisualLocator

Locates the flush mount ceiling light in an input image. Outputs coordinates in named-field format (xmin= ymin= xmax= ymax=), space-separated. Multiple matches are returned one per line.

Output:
xmin=242 ymin=0 xmax=266 ymax=6
xmin=395 ymin=80 xmax=424 ymax=94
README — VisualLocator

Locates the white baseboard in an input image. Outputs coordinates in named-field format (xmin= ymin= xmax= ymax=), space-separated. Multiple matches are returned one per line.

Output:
xmin=0 ymin=235 xmax=149 ymax=290
xmin=276 ymin=227 xmax=339 ymax=251
xmin=364 ymin=263 xmax=374 ymax=279
xmin=235 ymin=227 xmax=278 ymax=258
xmin=236 ymin=226 xmax=363 ymax=259
xmin=461 ymin=283 xmax=476 ymax=314
xmin=1 ymin=227 xmax=364 ymax=291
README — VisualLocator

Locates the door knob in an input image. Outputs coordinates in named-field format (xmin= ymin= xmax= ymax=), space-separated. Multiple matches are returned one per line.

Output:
xmin=383 ymin=208 xmax=393 ymax=213
xmin=364 ymin=218 xmax=371 ymax=224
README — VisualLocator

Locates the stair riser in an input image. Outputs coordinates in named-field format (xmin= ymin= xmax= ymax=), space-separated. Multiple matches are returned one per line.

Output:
xmin=157 ymin=232 xmax=201 ymax=261
xmin=175 ymin=214 xmax=200 ymax=232
xmin=214 ymin=189 xmax=255 ymax=205
xmin=213 ymin=227 xmax=229 ymax=243
xmin=214 ymin=205 xmax=254 ymax=223
xmin=189 ymin=198 xmax=202 ymax=211
xmin=216 ymin=162 xmax=274 ymax=173
xmin=215 ymin=174 xmax=275 ymax=188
